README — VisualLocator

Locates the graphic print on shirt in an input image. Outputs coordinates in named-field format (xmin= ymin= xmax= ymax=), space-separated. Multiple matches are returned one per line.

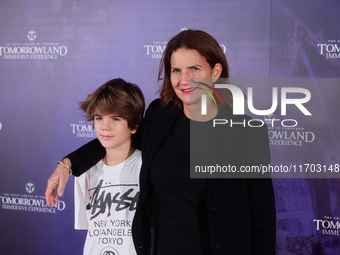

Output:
xmin=87 ymin=179 xmax=139 ymax=220
xmin=75 ymin=150 xmax=141 ymax=255
xmin=86 ymin=178 xmax=139 ymax=254
xmin=100 ymin=246 xmax=119 ymax=255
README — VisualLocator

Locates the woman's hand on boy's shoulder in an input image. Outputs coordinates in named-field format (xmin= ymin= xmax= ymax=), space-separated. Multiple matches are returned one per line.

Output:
xmin=45 ymin=158 xmax=71 ymax=207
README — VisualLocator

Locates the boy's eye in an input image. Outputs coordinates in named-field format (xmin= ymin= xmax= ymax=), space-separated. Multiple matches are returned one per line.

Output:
xmin=95 ymin=117 xmax=102 ymax=120
xmin=113 ymin=117 xmax=120 ymax=121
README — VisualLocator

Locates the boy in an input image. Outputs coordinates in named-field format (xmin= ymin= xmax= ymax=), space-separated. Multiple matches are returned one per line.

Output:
xmin=74 ymin=78 xmax=145 ymax=255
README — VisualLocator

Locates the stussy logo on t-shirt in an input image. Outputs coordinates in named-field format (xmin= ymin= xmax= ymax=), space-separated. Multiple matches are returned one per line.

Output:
xmin=86 ymin=179 xmax=139 ymax=220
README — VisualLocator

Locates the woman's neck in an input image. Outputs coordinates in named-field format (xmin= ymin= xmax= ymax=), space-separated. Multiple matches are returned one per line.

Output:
xmin=184 ymin=101 xmax=218 ymax=122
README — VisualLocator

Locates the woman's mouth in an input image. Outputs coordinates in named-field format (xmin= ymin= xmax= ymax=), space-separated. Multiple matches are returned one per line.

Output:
xmin=181 ymin=87 xmax=197 ymax=94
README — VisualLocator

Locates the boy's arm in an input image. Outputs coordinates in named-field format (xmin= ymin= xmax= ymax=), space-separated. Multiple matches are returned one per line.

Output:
xmin=74 ymin=176 xmax=90 ymax=230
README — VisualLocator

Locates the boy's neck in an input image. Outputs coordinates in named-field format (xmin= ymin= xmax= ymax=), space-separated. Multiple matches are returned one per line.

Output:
xmin=103 ymin=146 xmax=136 ymax=166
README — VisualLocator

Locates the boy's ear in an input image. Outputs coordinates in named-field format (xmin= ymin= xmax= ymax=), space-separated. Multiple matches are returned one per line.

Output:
xmin=131 ymin=128 xmax=137 ymax=134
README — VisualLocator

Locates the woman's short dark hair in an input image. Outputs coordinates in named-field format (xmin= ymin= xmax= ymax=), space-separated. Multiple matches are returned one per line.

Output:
xmin=80 ymin=78 xmax=145 ymax=131
xmin=158 ymin=29 xmax=232 ymax=110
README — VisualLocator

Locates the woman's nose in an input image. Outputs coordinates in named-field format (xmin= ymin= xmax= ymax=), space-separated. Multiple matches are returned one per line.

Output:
xmin=180 ymin=72 xmax=190 ymax=85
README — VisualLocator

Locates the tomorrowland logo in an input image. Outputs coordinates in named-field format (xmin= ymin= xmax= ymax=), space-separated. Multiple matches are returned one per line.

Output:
xmin=71 ymin=121 xmax=96 ymax=138
xmin=145 ymin=27 xmax=226 ymax=58
xmin=26 ymin=182 xmax=35 ymax=194
xmin=264 ymin=114 xmax=276 ymax=124
xmin=0 ymin=30 xmax=68 ymax=59
xmin=27 ymin=30 xmax=36 ymax=41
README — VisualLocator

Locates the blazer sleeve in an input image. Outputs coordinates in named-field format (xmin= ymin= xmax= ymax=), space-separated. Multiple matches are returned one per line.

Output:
xmin=245 ymin=124 xmax=276 ymax=254
xmin=246 ymin=178 xmax=276 ymax=254
xmin=65 ymin=139 xmax=105 ymax=177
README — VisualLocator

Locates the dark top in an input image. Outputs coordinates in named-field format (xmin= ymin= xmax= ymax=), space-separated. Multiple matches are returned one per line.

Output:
xmin=149 ymin=112 xmax=212 ymax=254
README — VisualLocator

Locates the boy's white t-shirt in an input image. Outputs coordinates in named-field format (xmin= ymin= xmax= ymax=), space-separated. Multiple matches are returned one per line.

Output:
xmin=74 ymin=149 xmax=141 ymax=255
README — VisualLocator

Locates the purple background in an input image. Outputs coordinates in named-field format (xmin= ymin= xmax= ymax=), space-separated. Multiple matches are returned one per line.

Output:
xmin=1 ymin=0 xmax=339 ymax=254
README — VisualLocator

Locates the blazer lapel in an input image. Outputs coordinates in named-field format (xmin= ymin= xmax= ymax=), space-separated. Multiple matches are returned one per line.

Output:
xmin=141 ymin=105 xmax=181 ymax=175
xmin=190 ymin=107 xmax=242 ymax=168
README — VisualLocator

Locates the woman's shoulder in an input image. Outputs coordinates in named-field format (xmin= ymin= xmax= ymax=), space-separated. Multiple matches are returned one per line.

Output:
xmin=148 ymin=98 xmax=162 ymax=110
xmin=146 ymin=98 xmax=176 ymax=115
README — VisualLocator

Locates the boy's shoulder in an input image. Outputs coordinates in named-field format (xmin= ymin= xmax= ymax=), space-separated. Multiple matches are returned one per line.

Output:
xmin=123 ymin=149 xmax=142 ymax=166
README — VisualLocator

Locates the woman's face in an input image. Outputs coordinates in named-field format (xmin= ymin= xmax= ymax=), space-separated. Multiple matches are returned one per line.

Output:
xmin=170 ymin=48 xmax=221 ymax=116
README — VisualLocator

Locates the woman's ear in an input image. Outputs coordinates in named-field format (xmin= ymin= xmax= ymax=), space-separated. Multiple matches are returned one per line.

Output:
xmin=212 ymin=63 xmax=223 ymax=82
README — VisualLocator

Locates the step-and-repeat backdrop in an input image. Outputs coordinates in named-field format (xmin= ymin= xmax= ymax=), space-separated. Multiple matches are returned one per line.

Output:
xmin=1 ymin=0 xmax=339 ymax=254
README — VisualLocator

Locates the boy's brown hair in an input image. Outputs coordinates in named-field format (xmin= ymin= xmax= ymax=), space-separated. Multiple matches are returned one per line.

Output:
xmin=79 ymin=78 xmax=145 ymax=131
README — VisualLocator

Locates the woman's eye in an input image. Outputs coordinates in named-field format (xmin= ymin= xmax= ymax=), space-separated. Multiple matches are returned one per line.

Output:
xmin=172 ymin=69 xmax=180 ymax=74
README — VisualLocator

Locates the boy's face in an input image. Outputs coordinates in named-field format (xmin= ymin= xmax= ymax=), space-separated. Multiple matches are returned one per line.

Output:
xmin=94 ymin=112 xmax=136 ymax=151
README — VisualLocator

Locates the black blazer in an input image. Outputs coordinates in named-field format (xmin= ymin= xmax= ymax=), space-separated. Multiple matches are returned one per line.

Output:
xmin=132 ymin=99 xmax=276 ymax=255
xmin=68 ymin=99 xmax=276 ymax=255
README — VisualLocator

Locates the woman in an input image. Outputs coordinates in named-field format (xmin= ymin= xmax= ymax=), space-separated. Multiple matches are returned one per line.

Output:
xmin=46 ymin=29 xmax=276 ymax=255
